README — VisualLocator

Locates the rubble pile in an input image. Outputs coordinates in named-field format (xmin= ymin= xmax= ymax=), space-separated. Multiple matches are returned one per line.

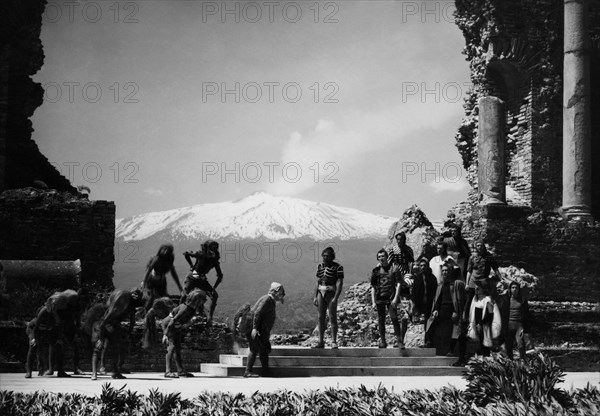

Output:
xmin=387 ymin=205 xmax=440 ymax=260
xmin=498 ymin=266 xmax=541 ymax=299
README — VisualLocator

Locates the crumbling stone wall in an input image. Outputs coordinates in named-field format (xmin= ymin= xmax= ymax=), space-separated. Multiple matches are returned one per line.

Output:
xmin=450 ymin=0 xmax=600 ymax=302
xmin=0 ymin=0 xmax=115 ymax=294
xmin=0 ymin=0 xmax=76 ymax=193
xmin=0 ymin=188 xmax=115 ymax=289
xmin=450 ymin=203 xmax=600 ymax=302
xmin=0 ymin=320 xmax=234 ymax=373
xmin=121 ymin=322 xmax=234 ymax=373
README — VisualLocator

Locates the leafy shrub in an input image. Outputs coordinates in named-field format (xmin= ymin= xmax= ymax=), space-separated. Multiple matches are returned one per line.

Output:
xmin=1 ymin=373 xmax=598 ymax=415
xmin=464 ymin=353 xmax=569 ymax=407
xmin=99 ymin=383 xmax=142 ymax=416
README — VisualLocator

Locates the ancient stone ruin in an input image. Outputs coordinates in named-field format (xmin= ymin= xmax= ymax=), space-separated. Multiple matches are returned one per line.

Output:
xmin=451 ymin=0 xmax=600 ymax=302
xmin=1 ymin=0 xmax=116 ymax=300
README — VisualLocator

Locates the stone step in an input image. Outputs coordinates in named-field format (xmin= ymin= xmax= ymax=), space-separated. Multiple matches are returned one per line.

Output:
xmin=533 ymin=323 xmax=600 ymax=346
xmin=532 ymin=310 xmax=600 ymax=324
xmin=236 ymin=346 xmax=437 ymax=357
xmin=538 ymin=347 xmax=600 ymax=372
xmin=200 ymin=363 xmax=465 ymax=377
xmin=219 ymin=355 xmax=456 ymax=367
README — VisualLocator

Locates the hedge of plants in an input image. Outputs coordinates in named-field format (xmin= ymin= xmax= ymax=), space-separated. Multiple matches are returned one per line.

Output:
xmin=1 ymin=354 xmax=598 ymax=415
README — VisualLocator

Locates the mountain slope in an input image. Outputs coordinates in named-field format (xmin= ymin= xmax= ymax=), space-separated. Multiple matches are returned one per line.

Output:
xmin=116 ymin=192 xmax=394 ymax=241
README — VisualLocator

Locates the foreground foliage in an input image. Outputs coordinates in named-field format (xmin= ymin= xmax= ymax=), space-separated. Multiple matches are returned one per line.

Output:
xmin=464 ymin=353 xmax=570 ymax=406
xmin=1 ymin=354 xmax=599 ymax=415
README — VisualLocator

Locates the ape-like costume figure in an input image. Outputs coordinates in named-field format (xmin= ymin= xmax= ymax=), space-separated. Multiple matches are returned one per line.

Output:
xmin=143 ymin=244 xmax=182 ymax=311
xmin=91 ymin=289 xmax=144 ymax=380
xmin=143 ymin=296 xmax=175 ymax=349
xmin=27 ymin=289 xmax=85 ymax=378
xmin=161 ymin=289 xmax=207 ymax=378
xmin=81 ymin=303 xmax=109 ymax=375
xmin=182 ymin=240 xmax=223 ymax=323
xmin=24 ymin=306 xmax=56 ymax=378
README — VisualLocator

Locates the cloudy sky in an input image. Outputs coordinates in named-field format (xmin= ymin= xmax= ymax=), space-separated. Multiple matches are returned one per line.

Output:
xmin=32 ymin=0 xmax=471 ymax=221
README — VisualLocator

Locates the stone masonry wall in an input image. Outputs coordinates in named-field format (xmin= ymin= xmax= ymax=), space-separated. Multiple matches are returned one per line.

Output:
xmin=0 ymin=188 xmax=115 ymax=289
xmin=454 ymin=0 xmax=599 ymax=214
xmin=0 ymin=321 xmax=234 ymax=373
xmin=451 ymin=0 xmax=600 ymax=303
xmin=452 ymin=203 xmax=600 ymax=302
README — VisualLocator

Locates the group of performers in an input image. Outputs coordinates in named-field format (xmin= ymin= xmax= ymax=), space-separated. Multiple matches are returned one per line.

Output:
xmin=313 ymin=230 xmax=530 ymax=369
xmin=24 ymin=240 xmax=223 ymax=380
xmin=24 ymin=229 xmax=530 ymax=379
xmin=367 ymin=230 xmax=531 ymax=367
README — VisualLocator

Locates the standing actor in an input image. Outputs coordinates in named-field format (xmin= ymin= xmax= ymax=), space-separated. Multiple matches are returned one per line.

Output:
xmin=411 ymin=257 xmax=438 ymax=347
xmin=313 ymin=247 xmax=344 ymax=349
xmin=370 ymin=249 xmax=407 ymax=349
xmin=431 ymin=264 xmax=468 ymax=366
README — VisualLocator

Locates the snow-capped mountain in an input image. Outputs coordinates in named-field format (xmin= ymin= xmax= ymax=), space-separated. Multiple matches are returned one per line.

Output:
xmin=116 ymin=192 xmax=394 ymax=241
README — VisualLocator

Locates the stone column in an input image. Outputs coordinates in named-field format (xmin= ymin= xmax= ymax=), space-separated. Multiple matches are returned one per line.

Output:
xmin=562 ymin=0 xmax=592 ymax=221
xmin=477 ymin=96 xmax=506 ymax=205
xmin=0 ymin=48 xmax=7 ymax=192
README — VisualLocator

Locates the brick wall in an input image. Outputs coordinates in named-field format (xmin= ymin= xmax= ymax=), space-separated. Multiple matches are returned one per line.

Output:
xmin=0 ymin=188 xmax=115 ymax=289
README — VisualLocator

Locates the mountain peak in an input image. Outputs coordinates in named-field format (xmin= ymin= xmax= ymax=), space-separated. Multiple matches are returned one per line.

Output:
xmin=116 ymin=195 xmax=394 ymax=242
xmin=235 ymin=190 xmax=272 ymax=201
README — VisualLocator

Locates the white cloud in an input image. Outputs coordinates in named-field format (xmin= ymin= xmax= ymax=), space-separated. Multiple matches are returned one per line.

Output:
xmin=429 ymin=179 xmax=469 ymax=193
xmin=144 ymin=188 xmax=164 ymax=197
xmin=266 ymin=101 xmax=461 ymax=196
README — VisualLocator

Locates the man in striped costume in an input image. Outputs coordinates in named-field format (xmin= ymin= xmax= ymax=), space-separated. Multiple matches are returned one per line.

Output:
xmin=387 ymin=232 xmax=414 ymax=276
xmin=313 ymin=247 xmax=344 ymax=349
